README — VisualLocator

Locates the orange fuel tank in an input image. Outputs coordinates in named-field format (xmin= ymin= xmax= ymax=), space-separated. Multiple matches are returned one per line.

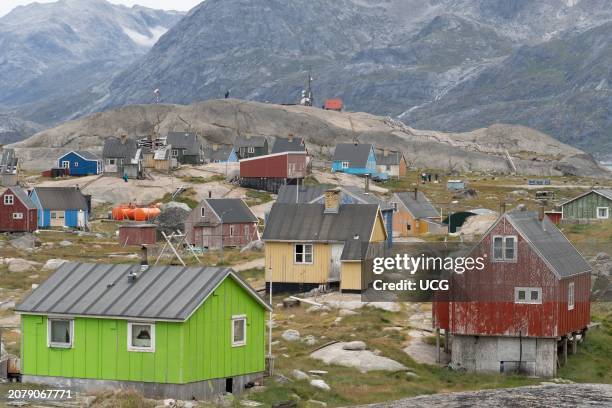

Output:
xmin=134 ymin=207 xmax=161 ymax=221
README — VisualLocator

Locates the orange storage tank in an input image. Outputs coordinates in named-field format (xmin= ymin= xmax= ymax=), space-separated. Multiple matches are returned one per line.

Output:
xmin=134 ymin=207 xmax=161 ymax=222
xmin=112 ymin=206 xmax=137 ymax=221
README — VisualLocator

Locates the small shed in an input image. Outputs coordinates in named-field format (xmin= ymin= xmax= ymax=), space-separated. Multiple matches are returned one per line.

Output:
xmin=560 ymin=189 xmax=612 ymax=221
xmin=29 ymin=187 xmax=90 ymax=229
xmin=447 ymin=179 xmax=466 ymax=190
xmin=375 ymin=150 xmax=407 ymax=179
xmin=0 ymin=186 xmax=37 ymax=233
xmin=323 ymin=99 xmax=343 ymax=111
xmin=118 ymin=224 xmax=157 ymax=246
xmin=57 ymin=151 xmax=102 ymax=176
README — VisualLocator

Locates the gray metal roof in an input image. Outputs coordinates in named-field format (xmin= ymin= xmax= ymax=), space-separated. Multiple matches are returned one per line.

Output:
xmin=595 ymin=189 xmax=612 ymax=201
xmin=375 ymin=151 xmax=403 ymax=166
xmin=7 ymin=186 xmax=36 ymax=210
xmin=560 ymin=189 xmax=612 ymax=206
xmin=205 ymin=199 xmax=258 ymax=223
xmin=66 ymin=151 xmax=100 ymax=161
xmin=0 ymin=149 xmax=18 ymax=174
xmin=271 ymin=137 xmax=306 ymax=154
xmin=167 ymin=132 xmax=201 ymax=155
xmin=32 ymin=187 xmax=88 ymax=210
xmin=342 ymin=186 xmax=395 ymax=212
xmin=341 ymin=240 xmax=366 ymax=261
xmin=235 ymin=136 xmax=267 ymax=148
xmin=332 ymin=143 xmax=373 ymax=168
xmin=102 ymin=137 xmax=139 ymax=159
xmin=506 ymin=211 xmax=591 ymax=278
xmin=203 ymin=145 xmax=234 ymax=162
xmin=276 ymin=185 xmax=333 ymax=204
xmin=394 ymin=191 xmax=440 ymax=219
xmin=15 ymin=263 xmax=271 ymax=320
xmin=262 ymin=203 xmax=379 ymax=243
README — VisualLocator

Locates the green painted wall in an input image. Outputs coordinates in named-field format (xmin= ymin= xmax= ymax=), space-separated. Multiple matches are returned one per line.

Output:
xmin=21 ymin=276 xmax=267 ymax=384
xmin=563 ymin=192 xmax=611 ymax=219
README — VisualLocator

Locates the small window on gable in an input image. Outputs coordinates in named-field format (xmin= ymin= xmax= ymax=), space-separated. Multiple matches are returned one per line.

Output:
xmin=128 ymin=322 xmax=155 ymax=352
xmin=597 ymin=207 xmax=609 ymax=219
xmin=515 ymin=287 xmax=542 ymax=304
xmin=341 ymin=161 xmax=349 ymax=169
xmin=568 ymin=282 xmax=575 ymax=310
xmin=493 ymin=236 xmax=517 ymax=261
xmin=48 ymin=319 xmax=73 ymax=348
xmin=4 ymin=195 xmax=14 ymax=205
xmin=232 ymin=315 xmax=246 ymax=347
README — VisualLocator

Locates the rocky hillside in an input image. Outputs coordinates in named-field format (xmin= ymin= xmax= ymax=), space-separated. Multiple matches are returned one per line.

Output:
xmin=10 ymin=99 xmax=610 ymax=178
xmin=0 ymin=0 xmax=183 ymax=125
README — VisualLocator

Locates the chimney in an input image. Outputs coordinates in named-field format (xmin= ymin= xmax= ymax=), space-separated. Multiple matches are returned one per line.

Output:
xmin=120 ymin=134 xmax=128 ymax=145
xmin=324 ymin=188 xmax=341 ymax=214
xmin=500 ymin=202 xmax=507 ymax=214
xmin=208 ymin=191 xmax=212 ymax=198
xmin=414 ymin=187 xmax=418 ymax=201
xmin=365 ymin=174 xmax=370 ymax=193
xmin=140 ymin=245 xmax=149 ymax=266
xmin=213 ymin=144 xmax=219 ymax=151
xmin=538 ymin=205 xmax=545 ymax=222
xmin=384 ymin=149 xmax=389 ymax=157
xmin=288 ymin=133 xmax=294 ymax=142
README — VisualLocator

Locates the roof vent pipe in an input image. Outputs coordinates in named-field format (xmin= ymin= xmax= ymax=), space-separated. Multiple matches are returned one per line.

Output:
xmin=414 ymin=187 xmax=418 ymax=201
xmin=365 ymin=174 xmax=370 ymax=193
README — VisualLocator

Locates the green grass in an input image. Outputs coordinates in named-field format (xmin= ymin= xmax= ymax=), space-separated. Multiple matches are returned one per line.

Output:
xmin=180 ymin=174 xmax=225 ymax=184
xmin=158 ymin=188 xmax=199 ymax=209
xmin=244 ymin=190 xmax=273 ymax=206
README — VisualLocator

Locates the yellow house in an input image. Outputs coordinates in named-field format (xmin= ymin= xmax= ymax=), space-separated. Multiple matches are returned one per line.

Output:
xmin=262 ymin=189 xmax=387 ymax=293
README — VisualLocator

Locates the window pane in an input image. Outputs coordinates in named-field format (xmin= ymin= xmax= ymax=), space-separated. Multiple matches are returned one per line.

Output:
xmin=305 ymin=253 xmax=313 ymax=263
xmin=233 ymin=319 xmax=245 ymax=343
xmin=505 ymin=237 xmax=515 ymax=259
xmin=51 ymin=320 xmax=70 ymax=344
xmin=493 ymin=237 xmax=503 ymax=259
xmin=530 ymin=290 xmax=539 ymax=301
xmin=518 ymin=290 xmax=526 ymax=300
xmin=132 ymin=325 xmax=152 ymax=348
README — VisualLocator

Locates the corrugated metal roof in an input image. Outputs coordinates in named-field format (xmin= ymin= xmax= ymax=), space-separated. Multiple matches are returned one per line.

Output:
xmin=332 ymin=144 xmax=373 ymax=168
xmin=167 ymin=132 xmax=201 ymax=155
xmin=271 ymin=137 xmax=306 ymax=154
xmin=15 ymin=263 xmax=271 ymax=320
xmin=205 ymin=199 xmax=258 ymax=223
xmin=342 ymin=186 xmax=395 ymax=212
xmin=375 ymin=151 xmax=403 ymax=166
xmin=0 ymin=149 xmax=18 ymax=174
xmin=32 ymin=187 xmax=88 ymax=210
xmin=102 ymin=137 xmax=139 ymax=159
xmin=65 ymin=151 xmax=100 ymax=161
xmin=506 ymin=211 xmax=591 ymax=278
xmin=394 ymin=191 xmax=439 ymax=219
xmin=595 ymin=189 xmax=612 ymax=201
xmin=276 ymin=185 xmax=333 ymax=204
xmin=8 ymin=186 xmax=36 ymax=209
xmin=262 ymin=203 xmax=378 ymax=243
xmin=235 ymin=136 xmax=267 ymax=148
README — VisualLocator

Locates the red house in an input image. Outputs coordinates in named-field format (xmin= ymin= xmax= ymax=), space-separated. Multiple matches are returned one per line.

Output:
xmin=434 ymin=209 xmax=591 ymax=377
xmin=184 ymin=199 xmax=259 ymax=250
xmin=324 ymin=99 xmax=343 ymax=111
xmin=0 ymin=186 xmax=37 ymax=233
xmin=239 ymin=151 xmax=308 ymax=193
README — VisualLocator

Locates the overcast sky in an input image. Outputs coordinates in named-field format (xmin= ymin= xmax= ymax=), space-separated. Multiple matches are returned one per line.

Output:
xmin=0 ymin=0 xmax=202 ymax=17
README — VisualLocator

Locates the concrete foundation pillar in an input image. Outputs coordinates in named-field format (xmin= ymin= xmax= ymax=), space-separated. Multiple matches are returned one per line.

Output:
xmin=562 ymin=336 xmax=568 ymax=366
xmin=571 ymin=333 xmax=578 ymax=355
xmin=444 ymin=330 xmax=450 ymax=353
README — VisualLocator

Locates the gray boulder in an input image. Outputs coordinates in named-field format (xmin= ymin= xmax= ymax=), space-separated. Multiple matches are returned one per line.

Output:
xmin=309 ymin=379 xmax=330 ymax=391
xmin=161 ymin=201 xmax=191 ymax=212
xmin=343 ymin=341 xmax=367 ymax=351
xmin=281 ymin=329 xmax=301 ymax=342
xmin=291 ymin=369 xmax=309 ymax=381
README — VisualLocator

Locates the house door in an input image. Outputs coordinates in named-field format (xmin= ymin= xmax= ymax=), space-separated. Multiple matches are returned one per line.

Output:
xmin=77 ymin=210 xmax=85 ymax=228
xmin=329 ymin=244 xmax=344 ymax=282
xmin=50 ymin=211 xmax=65 ymax=227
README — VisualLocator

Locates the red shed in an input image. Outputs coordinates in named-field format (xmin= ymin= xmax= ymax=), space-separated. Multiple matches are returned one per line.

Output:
xmin=324 ymin=99 xmax=343 ymax=111
xmin=0 ymin=186 xmax=37 ymax=233
xmin=545 ymin=210 xmax=562 ymax=224
xmin=433 ymin=210 xmax=591 ymax=377
xmin=118 ymin=223 xmax=157 ymax=246
xmin=239 ymin=152 xmax=308 ymax=193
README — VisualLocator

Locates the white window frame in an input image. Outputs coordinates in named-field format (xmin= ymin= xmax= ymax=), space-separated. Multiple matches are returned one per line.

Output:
xmin=107 ymin=158 xmax=116 ymax=165
xmin=341 ymin=161 xmax=349 ymax=169
xmin=294 ymin=243 xmax=313 ymax=264
xmin=171 ymin=149 xmax=179 ymax=157
xmin=231 ymin=315 xmax=247 ymax=347
xmin=247 ymin=147 xmax=255 ymax=154
xmin=61 ymin=160 xmax=70 ymax=168
xmin=127 ymin=322 xmax=155 ymax=352
xmin=47 ymin=318 xmax=74 ymax=349
xmin=514 ymin=287 xmax=542 ymax=304
xmin=568 ymin=282 xmax=575 ymax=310
xmin=492 ymin=235 xmax=518 ymax=262
xmin=73 ymin=162 xmax=79 ymax=167
xmin=596 ymin=207 xmax=609 ymax=219
xmin=4 ymin=195 xmax=14 ymax=205
xmin=12 ymin=212 xmax=23 ymax=220
xmin=201 ymin=207 xmax=206 ymax=218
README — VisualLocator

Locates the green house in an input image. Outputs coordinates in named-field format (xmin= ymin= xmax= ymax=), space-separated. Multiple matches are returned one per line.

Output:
xmin=15 ymin=263 xmax=271 ymax=400
xmin=561 ymin=189 xmax=612 ymax=221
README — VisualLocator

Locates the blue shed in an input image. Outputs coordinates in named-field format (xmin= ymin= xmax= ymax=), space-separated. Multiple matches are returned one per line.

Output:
xmin=57 ymin=151 xmax=102 ymax=176
xmin=30 ymin=187 xmax=90 ymax=229
xmin=332 ymin=143 xmax=387 ymax=180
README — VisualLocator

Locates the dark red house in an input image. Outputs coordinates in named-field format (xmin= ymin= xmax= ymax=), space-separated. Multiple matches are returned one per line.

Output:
xmin=433 ymin=209 xmax=591 ymax=377
xmin=0 ymin=186 xmax=37 ymax=233
xmin=184 ymin=199 xmax=259 ymax=250
xmin=118 ymin=223 xmax=157 ymax=246
xmin=239 ymin=151 xmax=308 ymax=193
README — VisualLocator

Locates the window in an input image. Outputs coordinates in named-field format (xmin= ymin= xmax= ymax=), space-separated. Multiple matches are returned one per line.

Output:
xmin=341 ymin=161 xmax=349 ymax=169
xmin=229 ymin=225 xmax=235 ymax=236
xmin=294 ymin=244 xmax=313 ymax=264
xmin=201 ymin=207 xmax=206 ymax=218
xmin=73 ymin=162 xmax=79 ymax=167
xmin=127 ymin=322 xmax=155 ymax=352
xmin=12 ymin=213 xmax=23 ymax=220
xmin=61 ymin=161 xmax=70 ymax=168
xmin=4 ymin=195 xmax=14 ymax=205
xmin=48 ymin=319 xmax=73 ymax=348
xmin=568 ymin=282 xmax=575 ymax=310
xmin=597 ymin=207 xmax=609 ymax=219
xmin=247 ymin=147 xmax=255 ymax=154
xmin=51 ymin=211 xmax=65 ymax=220
xmin=171 ymin=149 xmax=179 ymax=157
xmin=492 ymin=236 xmax=517 ymax=261
xmin=232 ymin=315 xmax=246 ymax=347
xmin=107 ymin=158 xmax=116 ymax=165
xmin=514 ymin=287 xmax=542 ymax=304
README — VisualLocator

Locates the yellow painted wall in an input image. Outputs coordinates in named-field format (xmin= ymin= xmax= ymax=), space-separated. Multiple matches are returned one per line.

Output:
xmin=265 ymin=242 xmax=330 ymax=284
xmin=371 ymin=212 xmax=387 ymax=242
xmin=340 ymin=262 xmax=362 ymax=291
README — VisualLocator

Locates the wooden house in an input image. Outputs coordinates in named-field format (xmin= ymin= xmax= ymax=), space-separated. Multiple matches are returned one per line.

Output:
xmin=118 ymin=224 xmax=157 ymax=246
xmin=433 ymin=210 xmax=591 ymax=377
xmin=271 ymin=136 xmax=306 ymax=154
xmin=391 ymin=190 xmax=446 ymax=236
xmin=331 ymin=143 xmax=387 ymax=180
xmin=0 ymin=147 xmax=19 ymax=187
xmin=30 ymin=187 xmax=90 ymax=229
xmin=15 ymin=262 xmax=271 ymax=400
xmin=185 ymin=199 xmax=259 ymax=250
xmin=57 ymin=151 xmax=102 ymax=176
xmin=203 ymin=144 xmax=238 ymax=164
xmin=375 ymin=150 xmax=407 ymax=179
xmin=142 ymin=145 xmax=177 ymax=173
xmin=560 ymin=189 xmax=611 ymax=221
xmin=102 ymin=136 xmax=142 ymax=179
xmin=263 ymin=188 xmax=387 ymax=293
xmin=0 ymin=186 xmax=37 ymax=233
xmin=239 ymin=151 xmax=308 ymax=193
xmin=235 ymin=136 xmax=268 ymax=159
xmin=167 ymin=132 xmax=203 ymax=165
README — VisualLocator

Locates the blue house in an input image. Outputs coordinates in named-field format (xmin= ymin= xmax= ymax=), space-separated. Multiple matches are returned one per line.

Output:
xmin=331 ymin=143 xmax=387 ymax=180
xmin=57 ymin=151 xmax=102 ymax=176
xmin=30 ymin=187 xmax=90 ymax=229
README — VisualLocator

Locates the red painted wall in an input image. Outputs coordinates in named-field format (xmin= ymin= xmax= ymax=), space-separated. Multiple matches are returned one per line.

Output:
xmin=240 ymin=153 xmax=306 ymax=178
xmin=0 ymin=190 xmax=37 ymax=233
xmin=118 ymin=225 xmax=157 ymax=246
